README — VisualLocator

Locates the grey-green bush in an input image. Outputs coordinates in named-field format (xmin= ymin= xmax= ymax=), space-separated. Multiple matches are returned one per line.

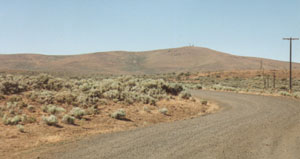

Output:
xmin=70 ymin=107 xmax=85 ymax=119
xmin=62 ymin=114 xmax=75 ymax=124
xmin=85 ymin=107 xmax=99 ymax=115
xmin=17 ymin=124 xmax=25 ymax=133
xmin=159 ymin=108 xmax=168 ymax=115
xmin=293 ymin=92 xmax=300 ymax=98
xmin=47 ymin=105 xmax=65 ymax=114
xmin=180 ymin=91 xmax=192 ymax=99
xmin=2 ymin=115 xmax=22 ymax=125
xmin=42 ymin=115 xmax=58 ymax=126
xmin=279 ymin=91 xmax=291 ymax=96
xmin=1 ymin=74 xmax=188 ymax=107
xmin=111 ymin=109 xmax=126 ymax=119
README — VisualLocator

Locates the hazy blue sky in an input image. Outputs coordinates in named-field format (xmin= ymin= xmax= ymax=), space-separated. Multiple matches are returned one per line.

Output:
xmin=0 ymin=0 xmax=299 ymax=62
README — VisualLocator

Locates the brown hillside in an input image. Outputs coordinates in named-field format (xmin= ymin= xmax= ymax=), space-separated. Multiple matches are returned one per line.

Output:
xmin=0 ymin=47 xmax=299 ymax=74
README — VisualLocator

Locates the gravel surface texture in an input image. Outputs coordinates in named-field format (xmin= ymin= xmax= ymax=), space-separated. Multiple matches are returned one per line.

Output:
xmin=24 ymin=90 xmax=300 ymax=159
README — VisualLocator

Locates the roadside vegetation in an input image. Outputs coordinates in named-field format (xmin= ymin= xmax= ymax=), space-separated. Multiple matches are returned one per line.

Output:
xmin=0 ymin=73 xmax=204 ymax=127
xmin=0 ymin=72 xmax=215 ymax=157
xmin=147 ymin=70 xmax=300 ymax=98
xmin=6 ymin=69 xmax=299 ymax=156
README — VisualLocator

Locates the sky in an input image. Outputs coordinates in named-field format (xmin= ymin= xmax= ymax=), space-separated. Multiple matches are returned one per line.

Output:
xmin=0 ymin=0 xmax=299 ymax=62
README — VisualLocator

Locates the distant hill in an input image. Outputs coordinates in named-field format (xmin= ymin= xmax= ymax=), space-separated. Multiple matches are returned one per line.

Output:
xmin=0 ymin=47 xmax=299 ymax=75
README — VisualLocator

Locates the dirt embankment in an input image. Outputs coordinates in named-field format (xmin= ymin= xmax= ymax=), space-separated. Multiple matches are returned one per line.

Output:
xmin=1 ymin=97 xmax=218 ymax=159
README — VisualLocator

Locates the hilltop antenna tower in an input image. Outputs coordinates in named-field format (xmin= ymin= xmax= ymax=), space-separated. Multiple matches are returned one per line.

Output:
xmin=283 ymin=37 xmax=299 ymax=92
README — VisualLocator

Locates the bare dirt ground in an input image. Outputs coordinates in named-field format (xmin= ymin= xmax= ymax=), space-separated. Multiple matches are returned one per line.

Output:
xmin=17 ymin=90 xmax=300 ymax=159
xmin=1 ymin=98 xmax=218 ymax=159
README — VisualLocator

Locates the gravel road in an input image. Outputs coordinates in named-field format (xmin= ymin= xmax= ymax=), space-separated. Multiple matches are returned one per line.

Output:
xmin=37 ymin=90 xmax=300 ymax=159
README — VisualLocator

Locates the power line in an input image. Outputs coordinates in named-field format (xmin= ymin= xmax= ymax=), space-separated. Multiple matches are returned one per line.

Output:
xmin=283 ymin=37 xmax=299 ymax=92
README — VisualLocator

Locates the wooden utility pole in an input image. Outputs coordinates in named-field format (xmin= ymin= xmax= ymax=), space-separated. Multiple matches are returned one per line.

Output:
xmin=273 ymin=71 xmax=276 ymax=89
xmin=260 ymin=60 xmax=263 ymax=70
xmin=266 ymin=75 xmax=269 ymax=89
xmin=261 ymin=60 xmax=266 ymax=89
xmin=283 ymin=37 xmax=299 ymax=92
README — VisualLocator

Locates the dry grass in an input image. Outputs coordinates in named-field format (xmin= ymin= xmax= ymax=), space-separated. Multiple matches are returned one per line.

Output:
xmin=153 ymin=69 xmax=300 ymax=98
xmin=0 ymin=47 xmax=299 ymax=75
xmin=1 ymin=97 xmax=216 ymax=158
xmin=0 ymin=73 xmax=217 ymax=158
